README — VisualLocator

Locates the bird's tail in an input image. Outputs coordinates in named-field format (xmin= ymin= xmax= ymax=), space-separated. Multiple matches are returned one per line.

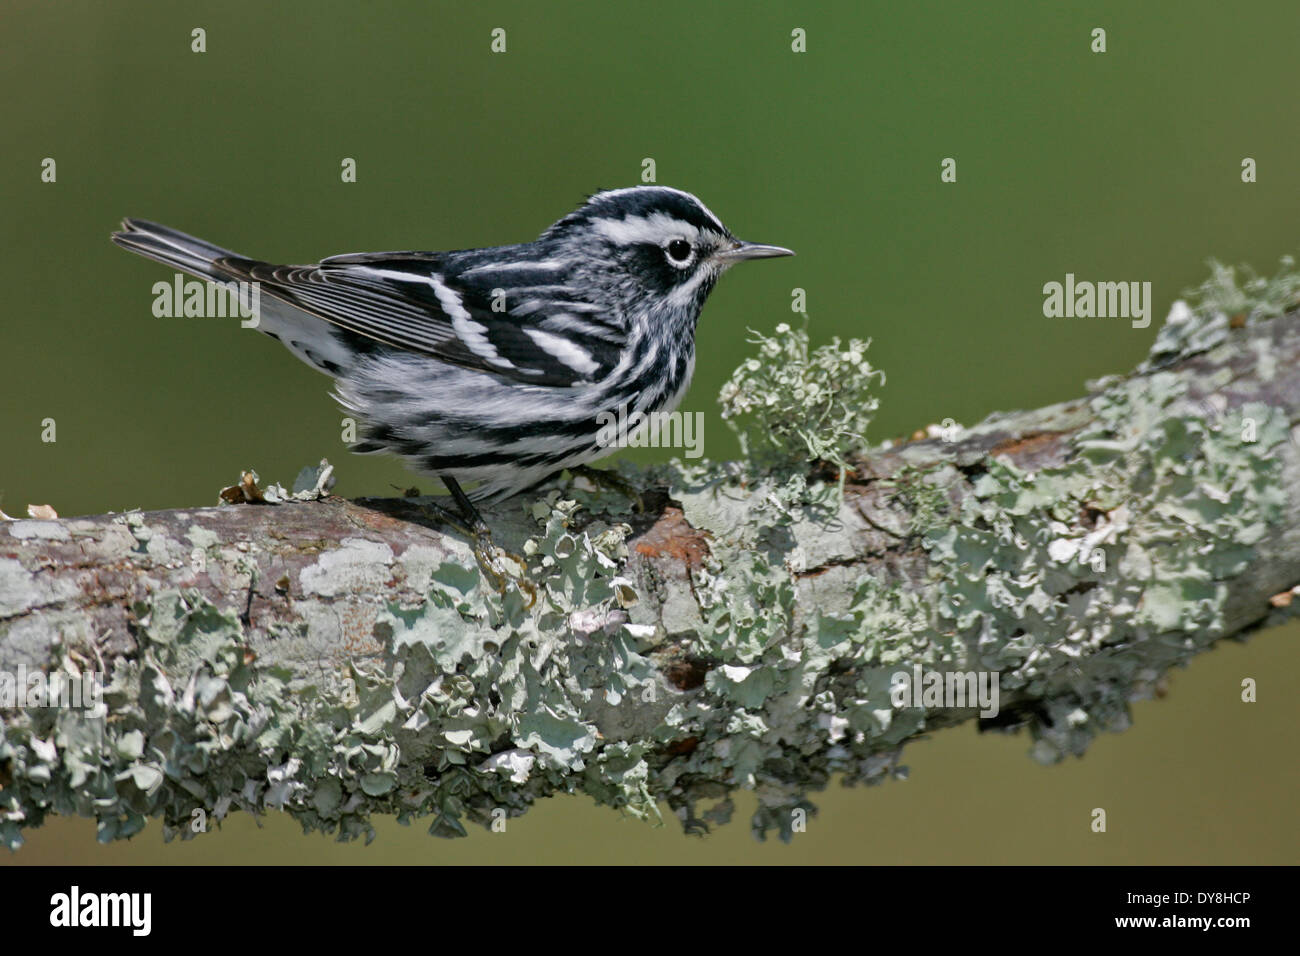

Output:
xmin=111 ymin=218 xmax=365 ymax=377
xmin=110 ymin=218 xmax=243 ymax=284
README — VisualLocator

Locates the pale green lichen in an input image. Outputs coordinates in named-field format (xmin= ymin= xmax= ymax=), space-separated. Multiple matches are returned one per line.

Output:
xmin=719 ymin=319 xmax=884 ymax=491
xmin=1143 ymin=254 xmax=1300 ymax=370
xmin=0 ymin=496 xmax=668 ymax=848
xmin=1186 ymin=255 xmax=1300 ymax=323
xmin=844 ymin=278 xmax=1291 ymax=762
xmin=655 ymin=255 xmax=1296 ymax=819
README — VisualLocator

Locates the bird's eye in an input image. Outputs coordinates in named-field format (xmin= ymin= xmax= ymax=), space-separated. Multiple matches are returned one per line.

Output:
xmin=665 ymin=239 xmax=693 ymax=265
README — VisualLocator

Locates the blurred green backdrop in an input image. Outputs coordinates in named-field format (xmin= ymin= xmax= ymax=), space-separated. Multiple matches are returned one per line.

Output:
xmin=2 ymin=0 xmax=1297 ymax=863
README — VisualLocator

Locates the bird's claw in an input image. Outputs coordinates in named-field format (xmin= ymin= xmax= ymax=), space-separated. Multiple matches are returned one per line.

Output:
xmin=470 ymin=533 xmax=536 ymax=608
xmin=423 ymin=477 xmax=537 ymax=608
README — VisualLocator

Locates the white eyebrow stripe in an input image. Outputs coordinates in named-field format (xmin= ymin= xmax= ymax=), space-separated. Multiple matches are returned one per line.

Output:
xmin=524 ymin=328 xmax=601 ymax=376
xmin=590 ymin=212 xmax=702 ymax=247
xmin=590 ymin=186 xmax=727 ymax=234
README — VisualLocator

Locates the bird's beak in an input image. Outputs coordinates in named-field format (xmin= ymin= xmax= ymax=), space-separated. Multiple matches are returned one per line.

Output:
xmin=714 ymin=240 xmax=796 ymax=264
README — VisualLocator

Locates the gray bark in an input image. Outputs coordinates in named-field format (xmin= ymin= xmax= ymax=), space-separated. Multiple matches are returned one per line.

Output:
xmin=1 ymin=300 xmax=1297 ymax=846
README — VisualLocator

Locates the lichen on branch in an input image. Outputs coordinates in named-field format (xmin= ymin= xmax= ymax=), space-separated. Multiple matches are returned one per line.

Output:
xmin=719 ymin=319 xmax=884 ymax=488
xmin=2 ymin=258 xmax=1300 ymax=849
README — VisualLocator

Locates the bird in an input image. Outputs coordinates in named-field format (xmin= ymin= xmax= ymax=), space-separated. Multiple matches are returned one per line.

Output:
xmin=112 ymin=186 xmax=793 ymax=585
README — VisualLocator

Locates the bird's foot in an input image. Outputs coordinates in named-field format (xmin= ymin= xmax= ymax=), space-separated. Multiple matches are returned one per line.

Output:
xmin=470 ymin=531 xmax=534 ymax=607
xmin=427 ymin=477 xmax=536 ymax=608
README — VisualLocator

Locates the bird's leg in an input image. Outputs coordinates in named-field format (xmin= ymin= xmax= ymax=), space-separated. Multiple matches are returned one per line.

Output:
xmin=414 ymin=494 xmax=512 ymax=589
xmin=415 ymin=497 xmax=476 ymax=540
xmin=435 ymin=475 xmax=533 ymax=605
xmin=568 ymin=464 xmax=645 ymax=514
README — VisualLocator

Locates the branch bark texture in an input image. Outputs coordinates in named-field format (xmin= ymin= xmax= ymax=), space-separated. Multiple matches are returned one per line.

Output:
xmin=2 ymin=300 xmax=1298 ymax=845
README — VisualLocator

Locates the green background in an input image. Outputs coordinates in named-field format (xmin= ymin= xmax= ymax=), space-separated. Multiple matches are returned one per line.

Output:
xmin=2 ymin=0 xmax=1297 ymax=864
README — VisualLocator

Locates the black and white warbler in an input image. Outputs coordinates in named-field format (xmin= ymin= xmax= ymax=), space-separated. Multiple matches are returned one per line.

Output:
xmin=112 ymin=186 xmax=792 ymax=578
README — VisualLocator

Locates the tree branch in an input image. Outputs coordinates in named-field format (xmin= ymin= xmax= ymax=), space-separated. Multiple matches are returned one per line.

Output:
xmin=3 ymin=292 xmax=1299 ymax=846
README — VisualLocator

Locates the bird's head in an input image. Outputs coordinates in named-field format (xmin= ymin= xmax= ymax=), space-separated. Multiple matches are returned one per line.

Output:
xmin=542 ymin=186 xmax=794 ymax=315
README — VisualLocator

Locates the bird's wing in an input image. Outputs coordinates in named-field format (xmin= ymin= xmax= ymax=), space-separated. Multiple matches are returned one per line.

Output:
xmin=214 ymin=251 xmax=625 ymax=387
